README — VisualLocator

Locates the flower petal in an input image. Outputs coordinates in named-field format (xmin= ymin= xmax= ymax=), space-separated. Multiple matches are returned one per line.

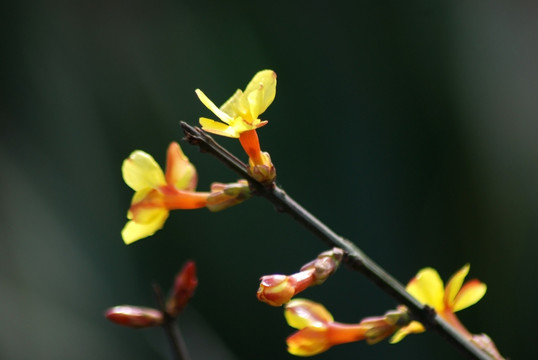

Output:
xmin=287 ymin=327 xmax=330 ymax=356
xmin=122 ymin=150 xmax=166 ymax=191
xmin=121 ymin=210 xmax=169 ymax=244
xmin=406 ymin=268 xmax=444 ymax=311
xmin=195 ymin=89 xmax=234 ymax=124
xmin=247 ymin=86 xmax=264 ymax=120
xmin=220 ymin=89 xmax=246 ymax=119
xmin=165 ymin=142 xmax=197 ymax=191
xmin=243 ymin=70 xmax=276 ymax=115
xmin=285 ymin=299 xmax=333 ymax=329
xmin=199 ymin=117 xmax=240 ymax=138
xmin=444 ymin=264 xmax=470 ymax=308
xmin=452 ymin=279 xmax=487 ymax=312
xmin=389 ymin=321 xmax=425 ymax=344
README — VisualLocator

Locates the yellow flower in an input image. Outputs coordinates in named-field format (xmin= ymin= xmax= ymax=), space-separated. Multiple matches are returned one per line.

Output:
xmin=121 ymin=142 xmax=209 ymax=244
xmin=195 ymin=69 xmax=277 ymax=138
xmin=285 ymin=299 xmax=368 ymax=356
xmin=390 ymin=264 xmax=487 ymax=343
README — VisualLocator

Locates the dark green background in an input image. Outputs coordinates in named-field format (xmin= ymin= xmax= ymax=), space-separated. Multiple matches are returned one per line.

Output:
xmin=2 ymin=1 xmax=536 ymax=359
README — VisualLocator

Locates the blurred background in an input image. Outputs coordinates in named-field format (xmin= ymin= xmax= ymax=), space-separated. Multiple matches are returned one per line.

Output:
xmin=2 ymin=0 xmax=537 ymax=359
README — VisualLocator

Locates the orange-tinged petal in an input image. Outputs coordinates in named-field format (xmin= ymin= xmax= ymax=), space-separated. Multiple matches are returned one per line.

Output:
xmin=285 ymin=299 xmax=334 ymax=329
xmin=199 ymin=117 xmax=240 ymax=138
xmin=287 ymin=327 xmax=330 ymax=356
xmin=122 ymin=150 xmax=166 ymax=191
xmin=195 ymin=89 xmax=234 ymax=124
xmin=131 ymin=205 xmax=167 ymax=224
xmin=452 ymin=279 xmax=487 ymax=312
xmin=165 ymin=142 xmax=197 ymax=191
xmin=444 ymin=264 xmax=470 ymax=308
xmin=406 ymin=268 xmax=444 ymax=311
xmin=121 ymin=210 xmax=169 ymax=244
xmin=128 ymin=188 xmax=166 ymax=223
xmin=389 ymin=321 xmax=425 ymax=343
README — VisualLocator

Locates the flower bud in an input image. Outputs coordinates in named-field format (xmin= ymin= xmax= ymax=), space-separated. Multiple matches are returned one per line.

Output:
xmin=105 ymin=305 xmax=163 ymax=328
xmin=257 ymin=274 xmax=298 ymax=307
xmin=166 ymin=261 xmax=198 ymax=317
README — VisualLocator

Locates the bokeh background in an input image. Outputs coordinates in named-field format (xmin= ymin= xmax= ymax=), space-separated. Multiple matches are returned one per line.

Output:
xmin=2 ymin=0 xmax=537 ymax=359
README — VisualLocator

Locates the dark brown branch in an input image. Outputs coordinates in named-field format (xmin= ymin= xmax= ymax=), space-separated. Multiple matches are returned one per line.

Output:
xmin=152 ymin=283 xmax=191 ymax=360
xmin=180 ymin=121 xmax=492 ymax=360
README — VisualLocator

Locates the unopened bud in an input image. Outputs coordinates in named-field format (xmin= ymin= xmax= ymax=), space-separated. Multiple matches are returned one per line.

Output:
xmin=166 ymin=261 xmax=198 ymax=317
xmin=105 ymin=305 xmax=163 ymax=328
xmin=257 ymin=274 xmax=296 ymax=306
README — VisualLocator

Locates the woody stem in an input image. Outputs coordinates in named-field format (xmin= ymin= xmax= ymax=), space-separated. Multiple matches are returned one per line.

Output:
xmin=152 ymin=283 xmax=191 ymax=360
xmin=180 ymin=122 xmax=493 ymax=360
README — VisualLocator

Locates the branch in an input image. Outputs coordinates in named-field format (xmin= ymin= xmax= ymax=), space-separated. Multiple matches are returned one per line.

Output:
xmin=180 ymin=122 xmax=491 ymax=360
xmin=152 ymin=283 xmax=191 ymax=360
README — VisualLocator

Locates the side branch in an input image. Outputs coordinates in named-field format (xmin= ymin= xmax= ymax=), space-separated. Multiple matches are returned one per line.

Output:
xmin=180 ymin=122 xmax=491 ymax=360
xmin=152 ymin=284 xmax=191 ymax=360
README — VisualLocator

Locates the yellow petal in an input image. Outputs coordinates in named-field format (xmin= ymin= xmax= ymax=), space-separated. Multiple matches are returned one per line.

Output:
xmin=131 ymin=202 xmax=167 ymax=224
xmin=243 ymin=70 xmax=276 ymax=115
xmin=452 ymin=280 xmax=487 ymax=312
xmin=285 ymin=299 xmax=334 ymax=330
xmin=444 ymin=264 xmax=470 ymax=308
xmin=220 ymin=89 xmax=246 ymax=119
xmin=406 ymin=268 xmax=444 ymax=311
xmin=195 ymin=89 xmax=233 ymax=124
xmin=229 ymin=117 xmax=258 ymax=133
xmin=247 ymin=87 xmax=264 ymax=120
xmin=199 ymin=118 xmax=240 ymax=138
xmin=121 ymin=210 xmax=169 ymax=245
xmin=389 ymin=321 xmax=425 ymax=343
xmin=122 ymin=150 xmax=166 ymax=191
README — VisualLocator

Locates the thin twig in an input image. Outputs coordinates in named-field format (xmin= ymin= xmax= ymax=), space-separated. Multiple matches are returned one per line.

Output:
xmin=152 ymin=283 xmax=191 ymax=360
xmin=180 ymin=121 xmax=492 ymax=360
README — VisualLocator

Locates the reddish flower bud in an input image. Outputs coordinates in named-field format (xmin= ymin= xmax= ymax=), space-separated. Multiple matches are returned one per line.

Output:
xmin=257 ymin=248 xmax=343 ymax=306
xmin=257 ymin=269 xmax=316 ymax=306
xmin=105 ymin=306 xmax=163 ymax=328
xmin=166 ymin=261 xmax=198 ymax=317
